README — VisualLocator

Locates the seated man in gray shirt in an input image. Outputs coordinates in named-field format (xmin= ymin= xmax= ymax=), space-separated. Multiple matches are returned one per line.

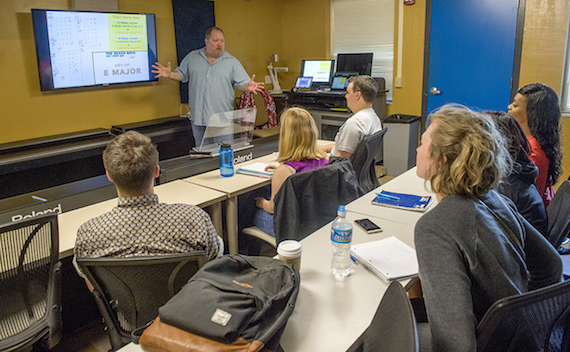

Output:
xmin=74 ymin=131 xmax=223 ymax=282
xmin=322 ymin=75 xmax=383 ymax=158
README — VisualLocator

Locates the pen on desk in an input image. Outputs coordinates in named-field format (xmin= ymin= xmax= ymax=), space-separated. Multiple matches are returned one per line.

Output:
xmin=375 ymin=192 xmax=400 ymax=201
xmin=31 ymin=195 xmax=48 ymax=202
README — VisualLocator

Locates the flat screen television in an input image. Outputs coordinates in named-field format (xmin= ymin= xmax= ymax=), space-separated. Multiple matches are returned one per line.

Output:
xmin=300 ymin=60 xmax=335 ymax=88
xmin=336 ymin=53 xmax=373 ymax=76
xmin=31 ymin=9 xmax=158 ymax=91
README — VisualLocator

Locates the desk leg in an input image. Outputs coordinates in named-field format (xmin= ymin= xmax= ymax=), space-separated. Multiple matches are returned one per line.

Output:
xmin=226 ymin=196 xmax=239 ymax=254
xmin=208 ymin=202 xmax=223 ymax=239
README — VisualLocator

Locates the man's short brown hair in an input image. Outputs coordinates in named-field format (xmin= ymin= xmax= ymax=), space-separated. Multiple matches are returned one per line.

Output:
xmin=205 ymin=26 xmax=224 ymax=39
xmin=103 ymin=131 xmax=159 ymax=193
xmin=349 ymin=75 xmax=378 ymax=104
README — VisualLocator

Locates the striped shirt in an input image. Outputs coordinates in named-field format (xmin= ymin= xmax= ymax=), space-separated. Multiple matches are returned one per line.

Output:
xmin=176 ymin=48 xmax=250 ymax=126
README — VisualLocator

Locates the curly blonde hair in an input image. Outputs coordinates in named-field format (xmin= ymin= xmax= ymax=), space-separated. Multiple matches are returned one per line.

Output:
xmin=425 ymin=104 xmax=511 ymax=197
xmin=277 ymin=107 xmax=325 ymax=162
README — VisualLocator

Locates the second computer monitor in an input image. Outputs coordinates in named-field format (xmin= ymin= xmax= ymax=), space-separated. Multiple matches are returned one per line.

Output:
xmin=300 ymin=59 xmax=335 ymax=89
xmin=336 ymin=53 xmax=373 ymax=76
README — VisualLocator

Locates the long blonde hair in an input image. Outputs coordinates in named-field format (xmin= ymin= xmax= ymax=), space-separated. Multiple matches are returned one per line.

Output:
xmin=277 ymin=107 xmax=325 ymax=162
xmin=426 ymin=104 xmax=511 ymax=197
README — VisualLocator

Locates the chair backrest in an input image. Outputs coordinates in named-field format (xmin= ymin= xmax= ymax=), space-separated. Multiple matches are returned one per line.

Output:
xmin=239 ymin=89 xmax=278 ymax=128
xmin=77 ymin=252 xmax=207 ymax=350
xmin=476 ymin=280 xmax=570 ymax=352
xmin=347 ymin=281 xmax=419 ymax=352
xmin=546 ymin=180 xmax=570 ymax=249
xmin=273 ymin=157 xmax=364 ymax=244
xmin=350 ymin=128 xmax=388 ymax=193
xmin=0 ymin=214 xmax=62 ymax=351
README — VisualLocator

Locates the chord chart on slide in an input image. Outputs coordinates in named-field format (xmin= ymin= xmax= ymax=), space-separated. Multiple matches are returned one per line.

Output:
xmin=44 ymin=11 xmax=150 ymax=88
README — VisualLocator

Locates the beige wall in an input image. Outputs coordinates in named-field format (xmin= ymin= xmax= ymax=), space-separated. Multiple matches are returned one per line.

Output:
xmin=3 ymin=0 xmax=570 ymax=183
xmin=1 ymin=0 xmax=182 ymax=144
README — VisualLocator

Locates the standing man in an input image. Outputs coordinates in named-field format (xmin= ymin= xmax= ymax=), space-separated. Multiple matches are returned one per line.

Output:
xmin=324 ymin=75 xmax=382 ymax=158
xmin=152 ymin=27 xmax=264 ymax=144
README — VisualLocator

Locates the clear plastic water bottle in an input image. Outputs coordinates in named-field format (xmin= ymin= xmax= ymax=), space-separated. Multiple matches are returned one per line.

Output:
xmin=219 ymin=143 xmax=234 ymax=177
xmin=331 ymin=205 xmax=352 ymax=278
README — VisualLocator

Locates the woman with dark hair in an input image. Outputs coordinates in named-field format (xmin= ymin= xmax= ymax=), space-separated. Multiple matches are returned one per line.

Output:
xmin=414 ymin=104 xmax=562 ymax=351
xmin=490 ymin=111 xmax=547 ymax=235
xmin=508 ymin=83 xmax=562 ymax=207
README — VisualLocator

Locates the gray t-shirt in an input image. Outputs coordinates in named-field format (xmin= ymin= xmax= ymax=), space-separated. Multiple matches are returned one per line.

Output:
xmin=331 ymin=107 xmax=382 ymax=156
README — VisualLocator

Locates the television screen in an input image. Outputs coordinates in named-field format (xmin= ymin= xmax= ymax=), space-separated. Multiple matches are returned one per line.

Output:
xmin=336 ymin=53 xmax=373 ymax=76
xmin=300 ymin=60 xmax=335 ymax=86
xmin=32 ymin=9 xmax=158 ymax=91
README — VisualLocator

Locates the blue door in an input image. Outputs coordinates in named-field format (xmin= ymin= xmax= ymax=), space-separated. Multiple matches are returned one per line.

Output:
xmin=426 ymin=0 xmax=519 ymax=115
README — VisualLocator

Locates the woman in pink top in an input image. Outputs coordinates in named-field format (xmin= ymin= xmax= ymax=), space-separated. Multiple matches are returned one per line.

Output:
xmin=508 ymin=83 xmax=562 ymax=207
xmin=254 ymin=107 xmax=329 ymax=236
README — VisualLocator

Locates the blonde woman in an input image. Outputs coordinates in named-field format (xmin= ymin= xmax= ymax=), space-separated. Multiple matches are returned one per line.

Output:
xmin=413 ymin=105 xmax=561 ymax=351
xmin=254 ymin=107 xmax=329 ymax=236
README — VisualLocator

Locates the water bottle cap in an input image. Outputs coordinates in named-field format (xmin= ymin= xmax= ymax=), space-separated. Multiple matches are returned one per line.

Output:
xmin=337 ymin=205 xmax=346 ymax=215
xmin=220 ymin=143 xmax=231 ymax=148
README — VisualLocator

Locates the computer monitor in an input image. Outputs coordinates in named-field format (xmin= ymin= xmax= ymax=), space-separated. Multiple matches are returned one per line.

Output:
xmin=336 ymin=53 xmax=373 ymax=76
xmin=300 ymin=60 xmax=335 ymax=88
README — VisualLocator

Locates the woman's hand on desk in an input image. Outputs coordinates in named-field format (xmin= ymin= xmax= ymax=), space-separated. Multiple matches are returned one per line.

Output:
xmin=264 ymin=163 xmax=279 ymax=172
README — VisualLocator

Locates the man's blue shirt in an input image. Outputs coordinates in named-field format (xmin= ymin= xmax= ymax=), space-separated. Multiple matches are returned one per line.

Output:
xmin=176 ymin=48 xmax=250 ymax=126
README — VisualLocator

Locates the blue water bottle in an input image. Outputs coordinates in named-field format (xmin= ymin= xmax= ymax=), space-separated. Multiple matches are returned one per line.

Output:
xmin=219 ymin=143 xmax=234 ymax=177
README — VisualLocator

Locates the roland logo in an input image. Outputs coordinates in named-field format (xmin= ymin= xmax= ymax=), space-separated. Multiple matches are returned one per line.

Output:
xmin=12 ymin=204 xmax=62 ymax=222
xmin=234 ymin=152 xmax=253 ymax=165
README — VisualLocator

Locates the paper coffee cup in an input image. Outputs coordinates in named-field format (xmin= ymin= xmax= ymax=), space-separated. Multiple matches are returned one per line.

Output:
xmin=277 ymin=240 xmax=302 ymax=270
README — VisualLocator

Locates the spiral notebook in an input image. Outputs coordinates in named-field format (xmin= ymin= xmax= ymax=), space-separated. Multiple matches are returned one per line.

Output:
xmin=236 ymin=162 xmax=273 ymax=178
xmin=350 ymin=236 xmax=418 ymax=282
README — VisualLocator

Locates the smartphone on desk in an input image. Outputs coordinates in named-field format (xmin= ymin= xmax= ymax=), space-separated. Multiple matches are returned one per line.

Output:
xmin=354 ymin=218 xmax=383 ymax=234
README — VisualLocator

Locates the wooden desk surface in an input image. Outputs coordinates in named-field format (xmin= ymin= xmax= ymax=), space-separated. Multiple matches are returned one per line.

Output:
xmin=116 ymin=214 xmax=415 ymax=352
xmin=346 ymin=167 xmax=437 ymax=225
xmin=57 ymin=180 xmax=226 ymax=258
xmin=181 ymin=154 xmax=277 ymax=197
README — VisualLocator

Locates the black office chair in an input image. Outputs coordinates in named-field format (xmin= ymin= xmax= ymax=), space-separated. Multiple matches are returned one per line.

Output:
xmin=347 ymin=281 xmax=419 ymax=352
xmin=77 ymin=252 xmax=208 ymax=351
xmin=546 ymin=180 xmax=570 ymax=252
xmin=476 ymin=280 xmax=570 ymax=352
xmin=242 ymin=158 xmax=364 ymax=247
xmin=350 ymin=128 xmax=388 ymax=193
xmin=0 ymin=214 xmax=62 ymax=352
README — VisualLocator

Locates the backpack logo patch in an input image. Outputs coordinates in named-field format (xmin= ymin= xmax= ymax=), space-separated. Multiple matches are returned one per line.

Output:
xmin=211 ymin=309 xmax=232 ymax=326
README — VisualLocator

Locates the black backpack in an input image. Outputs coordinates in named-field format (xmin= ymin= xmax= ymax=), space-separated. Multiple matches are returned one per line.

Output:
xmin=138 ymin=254 xmax=300 ymax=352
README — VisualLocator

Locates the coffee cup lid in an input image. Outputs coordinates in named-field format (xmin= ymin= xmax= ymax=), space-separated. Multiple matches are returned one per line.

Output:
xmin=277 ymin=240 xmax=302 ymax=257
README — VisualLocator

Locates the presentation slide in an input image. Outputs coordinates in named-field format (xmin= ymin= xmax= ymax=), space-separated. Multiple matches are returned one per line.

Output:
xmin=46 ymin=12 xmax=150 ymax=88
xmin=304 ymin=61 xmax=332 ymax=82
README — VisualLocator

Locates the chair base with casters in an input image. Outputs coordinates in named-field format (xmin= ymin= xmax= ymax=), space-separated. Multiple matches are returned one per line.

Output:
xmin=77 ymin=252 xmax=208 ymax=352
xmin=477 ymin=280 xmax=570 ymax=352
xmin=347 ymin=281 xmax=419 ymax=352
xmin=0 ymin=214 xmax=62 ymax=352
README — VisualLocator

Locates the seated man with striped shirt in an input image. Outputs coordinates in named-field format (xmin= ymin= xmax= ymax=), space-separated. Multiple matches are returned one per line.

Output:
xmin=73 ymin=131 xmax=223 ymax=283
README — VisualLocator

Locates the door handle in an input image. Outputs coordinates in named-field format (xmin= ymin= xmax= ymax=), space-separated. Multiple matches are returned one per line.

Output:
xmin=429 ymin=87 xmax=443 ymax=95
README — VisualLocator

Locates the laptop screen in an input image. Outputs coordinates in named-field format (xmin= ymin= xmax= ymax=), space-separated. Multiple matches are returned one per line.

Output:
xmin=331 ymin=76 xmax=350 ymax=90
xmin=295 ymin=77 xmax=313 ymax=89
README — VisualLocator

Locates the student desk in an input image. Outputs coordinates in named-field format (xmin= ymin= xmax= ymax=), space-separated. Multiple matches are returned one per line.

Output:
xmin=57 ymin=180 xmax=226 ymax=258
xmin=181 ymin=154 xmax=277 ymax=254
xmin=116 ymin=214 xmax=416 ymax=352
xmin=346 ymin=166 xmax=437 ymax=225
